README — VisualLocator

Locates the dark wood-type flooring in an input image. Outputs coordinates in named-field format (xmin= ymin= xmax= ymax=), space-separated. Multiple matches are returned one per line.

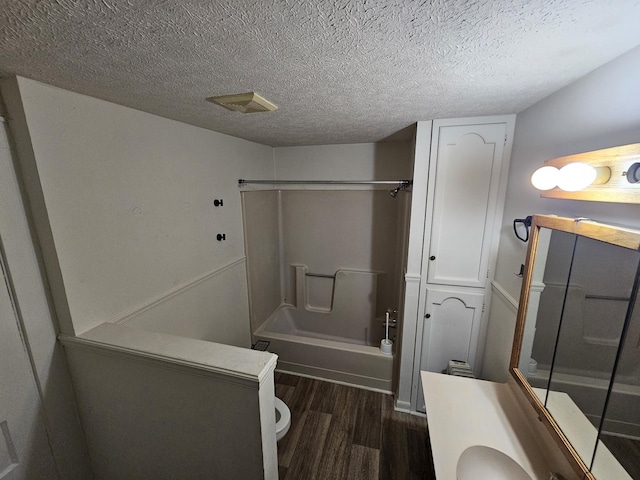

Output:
xmin=275 ymin=372 xmax=436 ymax=480
xmin=600 ymin=434 xmax=640 ymax=479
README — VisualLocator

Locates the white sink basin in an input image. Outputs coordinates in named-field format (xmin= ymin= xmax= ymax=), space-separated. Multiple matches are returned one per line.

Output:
xmin=457 ymin=445 xmax=534 ymax=480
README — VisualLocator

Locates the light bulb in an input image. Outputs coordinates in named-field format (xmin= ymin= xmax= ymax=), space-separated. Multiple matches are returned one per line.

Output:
xmin=557 ymin=162 xmax=597 ymax=191
xmin=531 ymin=166 xmax=559 ymax=190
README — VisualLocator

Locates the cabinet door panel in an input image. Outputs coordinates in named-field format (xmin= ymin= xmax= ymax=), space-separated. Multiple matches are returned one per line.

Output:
xmin=427 ymin=123 xmax=506 ymax=287
xmin=415 ymin=286 xmax=484 ymax=412
xmin=421 ymin=287 xmax=484 ymax=374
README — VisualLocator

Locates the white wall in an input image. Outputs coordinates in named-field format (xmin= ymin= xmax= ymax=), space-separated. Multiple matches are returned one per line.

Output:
xmin=118 ymin=258 xmax=252 ymax=347
xmin=483 ymin=45 xmax=640 ymax=380
xmin=274 ymin=142 xmax=412 ymax=182
xmin=0 ymin=115 xmax=93 ymax=479
xmin=3 ymin=76 xmax=274 ymax=336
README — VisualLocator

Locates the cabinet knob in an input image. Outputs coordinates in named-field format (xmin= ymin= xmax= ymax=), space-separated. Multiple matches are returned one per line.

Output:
xmin=429 ymin=255 xmax=436 ymax=261
xmin=425 ymin=313 xmax=431 ymax=318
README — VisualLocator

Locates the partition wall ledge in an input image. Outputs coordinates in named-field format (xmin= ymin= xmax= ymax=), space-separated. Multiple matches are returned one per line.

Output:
xmin=59 ymin=323 xmax=278 ymax=388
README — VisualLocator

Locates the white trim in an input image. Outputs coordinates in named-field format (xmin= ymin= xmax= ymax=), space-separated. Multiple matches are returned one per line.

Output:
xmin=490 ymin=280 xmax=519 ymax=313
xmin=393 ymin=400 xmax=427 ymax=417
xmin=59 ymin=332 xmax=277 ymax=388
xmin=473 ymin=116 xmax=516 ymax=373
xmin=397 ymin=120 xmax=432 ymax=411
xmin=428 ymin=114 xmax=517 ymax=128
xmin=275 ymin=367 xmax=392 ymax=394
xmin=113 ymin=257 xmax=246 ymax=325
xmin=404 ymin=121 xmax=432 ymax=276
xmin=404 ymin=273 xmax=421 ymax=283
xmin=530 ymin=280 xmax=546 ymax=294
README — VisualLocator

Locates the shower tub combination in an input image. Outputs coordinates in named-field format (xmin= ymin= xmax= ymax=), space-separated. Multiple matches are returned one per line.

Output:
xmin=243 ymin=189 xmax=410 ymax=393
xmin=253 ymin=266 xmax=395 ymax=392
xmin=254 ymin=305 xmax=394 ymax=392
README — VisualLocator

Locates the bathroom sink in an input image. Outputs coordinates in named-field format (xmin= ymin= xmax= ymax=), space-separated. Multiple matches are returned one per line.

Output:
xmin=456 ymin=445 xmax=533 ymax=480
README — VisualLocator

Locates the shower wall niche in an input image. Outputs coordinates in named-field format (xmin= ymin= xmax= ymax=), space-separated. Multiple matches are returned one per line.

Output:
xmin=242 ymin=189 xmax=410 ymax=346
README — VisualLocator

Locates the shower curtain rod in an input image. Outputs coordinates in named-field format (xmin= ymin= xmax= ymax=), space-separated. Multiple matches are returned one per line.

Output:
xmin=238 ymin=179 xmax=412 ymax=186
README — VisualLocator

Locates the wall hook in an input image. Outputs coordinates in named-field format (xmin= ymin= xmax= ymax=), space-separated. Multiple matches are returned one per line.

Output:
xmin=213 ymin=199 xmax=224 ymax=207
xmin=217 ymin=233 xmax=226 ymax=241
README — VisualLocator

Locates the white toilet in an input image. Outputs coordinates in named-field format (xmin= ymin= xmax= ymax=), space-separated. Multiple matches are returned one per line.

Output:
xmin=274 ymin=397 xmax=291 ymax=441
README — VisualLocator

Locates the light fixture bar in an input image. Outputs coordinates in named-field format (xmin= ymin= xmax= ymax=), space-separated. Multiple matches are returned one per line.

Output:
xmin=537 ymin=143 xmax=640 ymax=204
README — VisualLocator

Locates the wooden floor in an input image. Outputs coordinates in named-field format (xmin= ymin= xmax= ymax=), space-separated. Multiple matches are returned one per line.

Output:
xmin=275 ymin=372 xmax=436 ymax=480
xmin=600 ymin=434 xmax=640 ymax=479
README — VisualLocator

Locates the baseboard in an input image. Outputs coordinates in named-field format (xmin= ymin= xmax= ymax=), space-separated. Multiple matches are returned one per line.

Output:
xmin=394 ymin=399 xmax=426 ymax=417
xmin=276 ymin=361 xmax=392 ymax=394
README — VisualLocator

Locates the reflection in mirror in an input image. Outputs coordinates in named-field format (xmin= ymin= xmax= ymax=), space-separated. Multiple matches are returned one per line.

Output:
xmin=545 ymin=236 xmax=640 ymax=468
xmin=511 ymin=215 xmax=640 ymax=479
xmin=592 ymin=260 xmax=640 ymax=480
xmin=519 ymin=228 xmax=575 ymax=395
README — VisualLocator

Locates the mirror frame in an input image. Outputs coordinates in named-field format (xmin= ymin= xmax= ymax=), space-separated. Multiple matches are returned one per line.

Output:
xmin=509 ymin=214 xmax=640 ymax=479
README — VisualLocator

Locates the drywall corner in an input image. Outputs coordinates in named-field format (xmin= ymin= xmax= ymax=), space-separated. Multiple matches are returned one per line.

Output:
xmin=0 ymin=76 xmax=75 ymax=335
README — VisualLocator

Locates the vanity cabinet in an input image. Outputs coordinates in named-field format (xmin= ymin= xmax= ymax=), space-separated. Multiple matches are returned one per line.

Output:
xmin=411 ymin=116 xmax=515 ymax=412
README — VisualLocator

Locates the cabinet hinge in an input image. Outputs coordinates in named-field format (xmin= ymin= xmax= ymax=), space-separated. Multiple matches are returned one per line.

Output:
xmin=504 ymin=134 xmax=508 ymax=145
xmin=486 ymin=269 xmax=490 ymax=279
xmin=482 ymin=302 xmax=486 ymax=313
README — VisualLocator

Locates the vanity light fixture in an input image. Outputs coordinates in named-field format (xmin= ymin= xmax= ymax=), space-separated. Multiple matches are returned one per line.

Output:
xmin=531 ymin=143 xmax=640 ymax=203
xmin=531 ymin=162 xmax=610 ymax=192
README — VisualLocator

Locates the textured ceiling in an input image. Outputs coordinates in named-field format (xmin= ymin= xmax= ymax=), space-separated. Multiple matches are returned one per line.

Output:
xmin=1 ymin=1 xmax=639 ymax=146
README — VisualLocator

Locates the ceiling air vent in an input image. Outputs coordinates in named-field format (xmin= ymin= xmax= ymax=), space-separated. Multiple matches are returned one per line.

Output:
xmin=207 ymin=92 xmax=277 ymax=113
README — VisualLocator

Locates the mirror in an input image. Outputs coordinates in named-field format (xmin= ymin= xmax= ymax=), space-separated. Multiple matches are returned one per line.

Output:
xmin=592 ymin=272 xmax=640 ymax=479
xmin=510 ymin=215 xmax=640 ymax=480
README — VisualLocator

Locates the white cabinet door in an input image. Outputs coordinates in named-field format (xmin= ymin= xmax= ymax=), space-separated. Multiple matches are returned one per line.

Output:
xmin=421 ymin=286 xmax=484 ymax=374
xmin=426 ymin=122 xmax=507 ymax=287
xmin=0 ymin=259 xmax=58 ymax=480
xmin=416 ymin=286 xmax=484 ymax=412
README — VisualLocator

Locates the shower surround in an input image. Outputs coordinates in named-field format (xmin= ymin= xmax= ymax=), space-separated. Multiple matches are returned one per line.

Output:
xmin=243 ymin=189 xmax=410 ymax=391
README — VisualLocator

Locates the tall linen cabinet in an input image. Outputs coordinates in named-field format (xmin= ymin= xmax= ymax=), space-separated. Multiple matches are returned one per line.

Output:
xmin=397 ymin=116 xmax=515 ymax=413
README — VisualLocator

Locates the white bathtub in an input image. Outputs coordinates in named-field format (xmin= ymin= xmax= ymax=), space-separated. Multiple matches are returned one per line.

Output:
xmin=254 ymin=305 xmax=394 ymax=392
